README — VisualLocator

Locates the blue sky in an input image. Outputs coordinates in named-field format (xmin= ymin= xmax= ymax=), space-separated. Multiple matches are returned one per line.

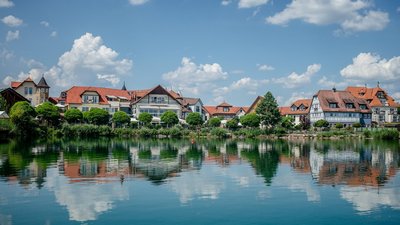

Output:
xmin=0 ymin=0 xmax=399 ymax=106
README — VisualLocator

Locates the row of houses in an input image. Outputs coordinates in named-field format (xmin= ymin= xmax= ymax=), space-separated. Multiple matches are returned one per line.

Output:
xmin=1 ymin=76 xmax=399 ymax=127
xmin=278 ymin=86 xmax=399 ymax=127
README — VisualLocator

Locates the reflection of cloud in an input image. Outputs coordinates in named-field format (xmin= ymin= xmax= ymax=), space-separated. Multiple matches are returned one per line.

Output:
xmin=45 ymin=168 xmax=129 ymax=222
xmin=340 ymin=176 xmax=400 ymax=213
xmin=0 ymin=214 xmax=12 ymax=225
xmin=168 ymin=164 xmax=265 ymax=204
xmin=274 ymin=165 xmax=320 ymax=202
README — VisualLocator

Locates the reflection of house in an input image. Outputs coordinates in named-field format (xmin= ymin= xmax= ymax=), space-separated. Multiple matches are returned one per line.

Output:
xmin=310 ymin=88 xmax=372 ymax=127
xmin=346 ymin=85 xmax=399 ymax=124
xmin=10 ymin=76 xmax=50 ymax=106
xmin=203 ymin=102 xmax=248 ymax=120
xmin=279 ymin=99 xmax=312 ymax=126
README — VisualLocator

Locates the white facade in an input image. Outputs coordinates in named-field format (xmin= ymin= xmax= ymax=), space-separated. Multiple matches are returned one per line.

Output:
xmin=132 ymin=93 xmax=181 ymax=119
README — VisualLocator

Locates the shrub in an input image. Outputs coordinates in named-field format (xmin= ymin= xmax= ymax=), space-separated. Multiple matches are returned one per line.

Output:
xmin=372 ymin=129 xmax=399 ymax=140
xmin=138 ymin=127 xmax=157 ymax=137
xmin=240 ymin=113 xmax=260 ymax=128
xmin=208 ymin=117 xmax=221 ymax=127
xmin=363 ymin=130 xmax=371 ymax=138
xmin=9 ymin=101 xmax=37 ymax=136
xmin=186 ymin=112 xmax=203 ymax=128
xmin=161 ymin=111 xmax=179 ymax=127
xmin=335 ymin=123 xmax=344 ymax=129
xmin=226 ymin=118 xmax=239 ymax=130
xmin=87 ymin=108 xmax=109 ymax=125
xmin=210 ymin=127 xmax=228 ymax=138
xmin=352 ymin=122 xmax=362 ymax=128
xmin=64 ymin=108 xmax=83 ymax=123
xmin=112 ymin=111 xmax=130 ymax=128
xmin=138 ymin=112 xmax=152 ymax=126
xmin=36 ymin=102 xmax=60 ymax=126
xmin=314 ymin=119 xmax=329 ymax=128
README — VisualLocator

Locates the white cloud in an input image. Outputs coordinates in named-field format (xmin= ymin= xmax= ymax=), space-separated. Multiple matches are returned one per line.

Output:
xmin=239 ymin=0 xmax=269 ymax=8
xmin=2 ymin=33 xmax=133 ymax=91
xmin=213 ymin=77 xmax=269 ymax=103
xmin=273 ymin=64 xmax=321 ymax=88
xmin=129 ymin=0 xmax=149 ymax=6
xmin=283 ymin=91 xmax=312 ymax=106
xmin=317 ymin=76 xmax=349 ymax=89
xmin=50 ymin=31 xmax=57 ymax=37
xmin=258 ymin=64 xmax=274 ymax=71
xmin=163 ymin=57 xmax=228 ymax=95
xmin=221 ymin=0 xmax=231 ymax=6
xmin=0 ymin=0 xmax=13 ymax=8
xmin=340 ymin=53 xmax=400 ymax=82
xmin=6 ymin=30 xmax=19 ymax=42
xmin=0 ymin=48 xmax=13 ymax=61
xmin=40 ymin=21 xmax=49 ymax=27
xmin=1 ymin=15 xmax=23 ymax=27
xmin=266 ymin=0 xmax=389 ymax=33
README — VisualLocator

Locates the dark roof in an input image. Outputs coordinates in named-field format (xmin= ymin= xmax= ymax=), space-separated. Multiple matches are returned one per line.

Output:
xmin=37 ymin=76 xmax=50 ymax=88
xmin=121 ymin=82 xmax=127 ymax=91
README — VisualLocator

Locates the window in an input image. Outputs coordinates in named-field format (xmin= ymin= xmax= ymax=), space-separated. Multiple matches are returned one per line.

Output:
xmin=24 ymin=87 xmax=28 ymax=95
xmin=196 ymin=106 xmax=200 ymax=112
xmin=345 ymin=103 xmax=354 ymax=109
xmin=359 ymin=104 xmax=367 ymax=110
xmin=223 ymin=107 xmax=229 ymax=112
xmin=150 ymin=96 xmax=166 ymax=104
xmin=329 ymin=103 xmax=338 ymax=108
xmin=83 ymin=95 xmax=99 ymax=104
xmin=377 ymin=91 xmax=384 ymax=99
xmin=82 ymin=107 xmax=89 ymax=112
xmin=29 ymin=87 xmax=33 ymax=95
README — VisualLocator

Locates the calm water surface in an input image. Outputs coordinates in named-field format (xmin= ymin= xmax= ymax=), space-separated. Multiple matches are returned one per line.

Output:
xmin=0 ymin=138 xmax=399 ymax=225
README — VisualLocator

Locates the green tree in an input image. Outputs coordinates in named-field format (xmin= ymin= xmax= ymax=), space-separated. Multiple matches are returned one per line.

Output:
xmin=226 ymin=117 xmax=239 ymax=130
xmin=138 ymin=112 xmax=153 ymax=127
xmin=240 ymin=113 xmax=260 ymax=128
xmin=87 ymin=108 xmax=109 ymax=125
xmin=281 ymin=116 xmax=294 ymax=130
xmin=314 ymin=119 xmax=329 ymax=128
xmin=352 ymin=122 xmax=362 ymax=128
xmin=335 ymin=123 xmax=344 ymax=129
xmin=36 ymin=102 xmax=60 ymax=126
xmin=112 ymin=111 xmax=130 ymax=128
xmin=161 ymin=111 xmax=179 ymax=127
xmin=9 ymin=101 xmax=37 ymax=135
xmin=208 ymin=117 xmax=221 ymax=127
xmin=186 ymin=112 xmax=203 ymax=128
xmin=255 ymin=92 xmax=281 ymax=128
xmin=82 ymin=111 xmax=90 ymax=123
xmin=64 ymin=108 xmax=83 ymax=123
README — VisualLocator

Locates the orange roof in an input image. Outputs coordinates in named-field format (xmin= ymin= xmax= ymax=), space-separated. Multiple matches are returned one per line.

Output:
xmin=130 ymin=85 xmax=181 ymax=105
xmin=64 ymin=86 xmax=132 ymax=105
xmin=315 ymin=90 xmax=371 ymax=113
xmin=279 ymin=98 xmax=312 ymax=116
xmin=11 ymin=81 xmax=22 ymax=88
xmin=203 ymin=103 xmax=248 ymax=117
xmin=279 ymin=106 xmax=291 ymax=116
xmin=346 ymin=86 xmax=398 ymax=107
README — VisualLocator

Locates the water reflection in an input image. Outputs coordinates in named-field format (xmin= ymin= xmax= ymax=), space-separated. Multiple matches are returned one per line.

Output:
xmin=0 ymin=138 xmax=399 ymax=222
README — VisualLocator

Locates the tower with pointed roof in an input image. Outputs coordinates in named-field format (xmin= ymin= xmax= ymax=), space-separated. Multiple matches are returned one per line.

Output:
xmin=121 ymin=81 xmax=127 ymax=91
xmin=37 ymin=75 xmax=50 ymax=104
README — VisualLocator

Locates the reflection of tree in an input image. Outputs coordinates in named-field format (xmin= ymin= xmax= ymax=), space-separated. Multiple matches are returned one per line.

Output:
xmin=241 ymin=144 xmax=280 ymax=185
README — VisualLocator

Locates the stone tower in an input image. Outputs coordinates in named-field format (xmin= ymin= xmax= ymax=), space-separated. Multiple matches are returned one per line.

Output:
xmin=36 ymin=76 xmax=50 ymax=104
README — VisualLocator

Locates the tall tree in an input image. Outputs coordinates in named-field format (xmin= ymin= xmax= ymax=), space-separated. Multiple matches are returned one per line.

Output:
xmin=255 ymin=92 xmax=281 ymax=128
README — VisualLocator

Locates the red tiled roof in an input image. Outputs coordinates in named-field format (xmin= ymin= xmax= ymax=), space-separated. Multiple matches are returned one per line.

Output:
xmin=130 ymin=85 xmax=181 ymax=105
xmin=279 ymin=106 xmax=291 ymax=116
xmin=315 ymin=90 xmax=371 ymax=113
xmin=203 ymin=104 xmax=248 ymax=117
xmin=64 ymin=86 xmax=132 ymax=105
xmin=279 ymin=98 xmax=312 ymax=116
xmin=217 ymin=102 xmax=233 ymax=107
xmin=346 ymin=86 xmax=398 ymax=107
xmin=180 ymin=97 xmax=200 ymax=106
xmin=11 ymin=81 xmax=22 ymax=88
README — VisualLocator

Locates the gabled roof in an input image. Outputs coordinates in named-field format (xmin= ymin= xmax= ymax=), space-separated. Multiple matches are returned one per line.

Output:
xmin=314 ymin=90 xmax=371 ymax=113
xmin=11 ymin=81 xmax=22 ymax=88
xmin=179 ymin=97 xmax=200 ymax=106
xmin=247 ymin=96 xmax=264 ymax=114
xmin=0 ymin=87 xmax=30 ymax=106
xmin=291 ymin=99 xmax=312 ymax=108
xmin=279 ymin=107 xmax=291 ymax=116
xmin=37 ymin=76 xmax=50 ymax=88
xmin=279 ymin=98 xmax=312 ymax=116
xmin=64 ymin=86 xmax=132 ymax=105
xmin=346 ymin=86 xmax=398 ymax=107
xmin=217 ymin=102 xmax=232 ymax=107
xmin=131 ymin=85 xmax=181 ymax=105
xmin=203 ymin=103 xmax=248 ymax=117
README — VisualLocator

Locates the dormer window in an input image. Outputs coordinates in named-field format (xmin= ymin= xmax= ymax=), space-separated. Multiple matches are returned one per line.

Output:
xmin=329 ymin=103 xmax=338 ymax=108
xmin=345 ymin=103 xmax=354 ymax=109
xmin=223 ymin=107 xmax=229 ymax=112
xmin=377 ymin=91 xmax=384 ymax=99
xmin=299 ymin=105 xmax=305 ymax=111
xmin=82 ymin=95 xmax=99 ymax=104
xmin=359 ymin=104 xmax=367 ymax=110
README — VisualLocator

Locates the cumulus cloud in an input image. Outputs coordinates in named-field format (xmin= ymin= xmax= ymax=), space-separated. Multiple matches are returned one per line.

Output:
xmin=0 ymin=0 xmax=13 ymax=8
xmin=258 ymin=64 xmax=274 ymax=72
xmin=317 ymin=76 xmax=349 ymax=89
xmin=221 ymin=0 xmax=231 ymax=6
xmin=50 ymin=31 xmax=57 ymax=37
xmin=239 ymin=0 xmax=269 ymax=8
xmin=129 ymin=0 xmax=149 ymax=5
xmin=213 ymin=77 xmax=268 ymax=103
xmin=163 ymin=57 xmax=228 ymax=95
xmin=2 ymin=33 xmax=132 ymax=92
xmin=340 ymin=53 xmax=400 ymax=82
xmin=0 ymin=48 xmax=13 ymax=61
xmin=1 ymin=15 xmax=23 ymax=27
xmin=273 ymin=64 xmax=321 ymax=88
xmin=266 ymin=0 xmax=389 ymax=33
xmin=6 ymin=30 xmax=19 ymax=42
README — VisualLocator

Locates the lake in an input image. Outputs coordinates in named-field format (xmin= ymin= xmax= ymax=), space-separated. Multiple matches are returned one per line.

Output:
xmin=0 ymin=138 xmax=399 ymax=225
